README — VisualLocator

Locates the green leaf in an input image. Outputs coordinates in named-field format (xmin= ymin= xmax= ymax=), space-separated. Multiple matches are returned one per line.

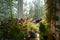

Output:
xmin=39 ymin=23 xmax=46 ymax=33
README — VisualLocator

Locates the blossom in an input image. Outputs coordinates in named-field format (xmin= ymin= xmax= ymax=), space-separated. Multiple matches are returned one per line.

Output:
xmin=35 ymin=19 xmax=42 ymax=23
xmin=20 ymin=18 xmax=25 ymax=22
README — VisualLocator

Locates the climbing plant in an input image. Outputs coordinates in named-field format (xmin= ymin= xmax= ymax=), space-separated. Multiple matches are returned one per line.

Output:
xmin=45 ymin=0 xmax=57 ymax=40
xmin=45 ymin=0 xmax=56 ymax=22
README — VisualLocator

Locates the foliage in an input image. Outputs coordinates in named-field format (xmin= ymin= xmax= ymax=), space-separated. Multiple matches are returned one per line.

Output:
xmin=0 ymin=0 xmax=13 ymax=21
xmin=0 ymin=17 xmax=40 ymax=40
xmin=0 ymin=0 xmax=18 ymax=21
xmin=19 ymin=18 xmax=40 ymax=33
xmin=0 ymin=18 xmax=24 ymax=40
xmin=0 ymin=17 xmax=51 ymax=40
xmin=39 ymin=19 xmax=51 ymax=40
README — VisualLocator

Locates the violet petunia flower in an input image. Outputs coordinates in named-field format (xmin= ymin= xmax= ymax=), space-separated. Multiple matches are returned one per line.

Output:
xmin=35 ymin=19 xmax=42 ymax=23
xmin=20 ymin=18 xmax=25 ymax=22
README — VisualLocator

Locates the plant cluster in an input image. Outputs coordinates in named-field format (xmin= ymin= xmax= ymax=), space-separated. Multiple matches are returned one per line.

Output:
xmin=0 ymin=17 xmax=41 ymax=40
xmin=0 ymin=17 xmax=51 ymax=40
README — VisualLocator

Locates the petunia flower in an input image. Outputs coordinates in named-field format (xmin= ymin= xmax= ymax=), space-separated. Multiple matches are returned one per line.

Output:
xmin=20 ymin=18 xmax=25 ymax=22
xmin=35 ymin=19 xmax=42 ymax=23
